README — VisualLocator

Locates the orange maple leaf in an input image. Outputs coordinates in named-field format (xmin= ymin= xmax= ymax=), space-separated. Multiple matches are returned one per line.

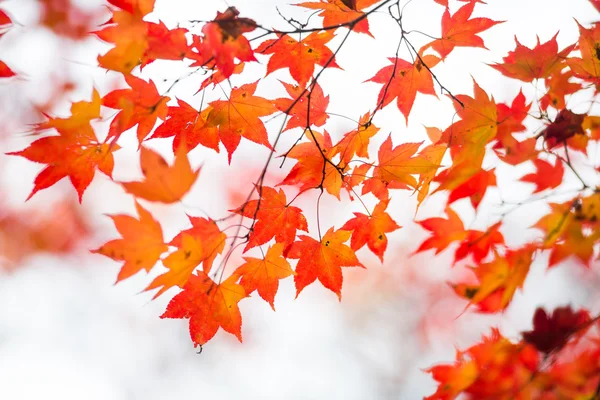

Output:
xmin=453 ymin=247 xmax=533 ymax=313
xmin=273 ymin=81 xmax=330 ymax=131
xmin=447 ymin=168 xmax=496 ymax=209
xmin=415 ymin=142 xmax=447 ymax=210
xmin=200 ymin=7 xmax=256 ymax=78
xmin=142 ymin=21 xmax=189 ymax=68
xmin=332 ymin=112 xmax=379 ymax=164
xmin=368 ymin=55 xmax=440 ymax=120
xmin=362 ymin=135 xmax=437 ymax=200
xmin=340 ymin=198 xmax=401 ymax=262
xmin=491 ymin=33 xmax=574 ymax=82
xmin=285 ymin=228 xmax=364 ymax=299
xmin=207 ymin=81 xmax=277 ymax=162
xmin=232 ymin=186 xmax=308 ymax=251
xmin=520 ymin=158 xmax=564 ymax=193
xmin=145 ymin=233 xmax=203 ymax=298
xmin=92 ymin=201 xmax=168 ymax=282
xmin=296 ymin=0 xmax=381 ymax=36
xmin=278 ymin=130 xmax=347 ymax=198
xmin=7 ymin=90 xmax=118 ymax=202
xmin=120 ymin=144 xmax=200 ymax=203
xmin=233 ymin=243 xmax=295 ymax=310
xmin=160 ymin=271 xmax=247 ymax=346
xmin=568 ymin=21 xmax=600 ymax=83
xmin=255 ymin=30 xmax=340 ymax=87
xmin=102 ymin=75 xmax=170 ymax=144
xmin=150 ymin=99 xmax=219 ymax=153
xmin=415 ymin=206 xmax=468 ymax=256
xmin=168 ymin=216 xmax=227 ymax=274
xmin=423 ymin=2 xmax=502 ymax=59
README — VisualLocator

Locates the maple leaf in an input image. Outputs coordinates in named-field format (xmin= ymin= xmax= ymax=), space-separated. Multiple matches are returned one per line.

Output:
xmin=150 ymin=99 xmax=219 ymax=153
xmin=7 ymin=90 xmax=118 ymax=202
xmin=95 ymin=6 xmax=149 ymax=73
xmin=120 ymin=144 xmax=200 ymax=203
xmin=92 ymin=201 xmax=168 ymax=282
xmin=447 ymin=168 xmax=496 ymax=209
xmin=453 ymin=247 xmax=533 ymax=313
xmin=340 ymin=198 xmax=401 ymax=262
xmin=279 ymin=130 xmax=347 ymax=198
xmin=233 ymin=243 xmax=295 ymax=310
xmin=0 ymin=9 xmax=12 ymax=38
xmin=425 ymin=358 xmax=478 ymax=400
xmin=0 ymin=60 xmax=15 ymax=78
xmin=362 ymin=135 xmax=437 ymax=200
xmin=207 ymin=81 xmax=277 ymax=162
xmin=161 ymin=271 xmax=247 ymax=346
xmin=520 ymin=158 xmax=564 ymax=193
xmin=273 ymin=81 xmax=330 ymax=131
xmin=232 ymin=186 xmax=308 ymax=251
xmin=285 ymin=228 xmax=364 ymax=299
xmin=415 ymin=141 xmax=447 ymax=210
xmin=296 ymin=0 xmax=381 ymax=36
xmin=145 ymin=233 xmax=205 ymax=298
xmin=491 ymin=33 xmax=574 ymax=82
xmin=332 ymin=112 xmax=379 ymax=164
xmin=368 ymin=55 xmax=440 ymax=120
xmin=102 ymin=75 xmax=170 ymax=144
xmin=454 ymin=222 xmax=504 ymax=264
xmin=255 ymin=30 xmax=340 ymax=88
xmin=540 ymin=70 xmax=581 ymax=111
xmin=169 ymin=216 xmax=227 ymax=274
xmin=435 ymin=81 xmax=497 ymax=192
xmin=200 ymin=7 xmax=256 ymax=78
xmin=541 ymin=108 xmax=586 ymax=150
xmin=142 ymin=21 xmax=189 ymax=68
xmin=423 ymin=2 xmax=502 ymax=59
xmin=415 ymin=207 xmax=468 ymax=256
xmin=522 ymin=306 xmax=591 ymax=353
xmin=568 ymin=21 xmax=600 ymax=83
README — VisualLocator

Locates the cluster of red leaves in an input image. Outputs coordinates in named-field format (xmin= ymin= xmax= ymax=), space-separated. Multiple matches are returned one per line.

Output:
xmin=428 ymin=306 xmax=600 ymax=399
xmin=5 ymin=0 xmax=600 ymax=396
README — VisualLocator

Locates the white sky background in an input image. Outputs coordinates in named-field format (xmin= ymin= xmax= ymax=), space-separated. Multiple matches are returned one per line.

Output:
xmin=0 ymin=0 xmax=599 ymax=399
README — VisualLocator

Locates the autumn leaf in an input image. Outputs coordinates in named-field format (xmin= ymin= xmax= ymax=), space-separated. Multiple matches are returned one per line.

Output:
xmin=362 ymin=135 xmax=437 ymax=200
xmin=453 ymin=247 xmax=533 ymax=312
xmin=233 ymin=243 xmax=295 ymax=310
xmin=169 ymin=216 xmax=227 ymax=274
xmin=296 ymin=0 xmax=381 ymax=36
xmin=102 ymin=75 xmax=170 ymax=144
xmin=454 ymin=222 xmax=504 ymax=264
xmin=447 ymin=168 xmax=496 ymax=209
xmin=425 ymin=359 xmax=478 ymax=400
xmin=120 ymin=144 xmax=200 ymax=203
xmin=207 ymin=81 xmax=277 ymax=162
xmin=415 ymin=206 xmax=467 ymax=256
xmin=541 ymin=108 xmax=586 ymax=151
xmin=491 ymin=33 xmax=574 ymax=82
xmin=520 ymin=158 xmax=564 ymax=193
xmin=142 ymin=21 xmax=189 ymax=68
xmin=285 ymin=228 xmax=364 ymax=299
xmin=415 ymin=142 xmax=447 ymax=210
xmin=107 ymin=0 xmax=155 ymax=16
xmin=150 ymin=99 xmax=219 ymax=153
xmin=7 ymin=90 xmax=118 ymax=202
xmin=331 ymin=112 xmax=379 ymax=164
xmin=540 ymin=70 xmax=581 ymax=111
xmin=146 ymin=233 xmax=207 ymax=298
xmin=255 ymin=30 xmax=340 ymax=87
xmin=522 ymin=306 xmax=591 ymax=353
xmin=92 ymin=201 xmax=168 ymax=282
xmin=278 ymin=130 xmax=347 ymax=198
xmin=423 ymin=2 xmax=502 ymax=59
xmin=0 ymin=60 xmax=15 ymax=78
xmin=199 ymin=7 xmax=257 ymax=78
xmin=368 ymin=55 xmax=440 ymax=120
xmin=161 ymin=271 xmax=247 ymax=346
xmin=568 ymin=21 xmax=600 ymax=83
xmin=95 ymin=6 xmax=148 ymax=73
xmin=273 ymin=81 xmax=330 ymax=131
xmin=232 ymin=186 xmax=308 ymax=251
xmin=340 ymin=198 xmax=401 ymax=262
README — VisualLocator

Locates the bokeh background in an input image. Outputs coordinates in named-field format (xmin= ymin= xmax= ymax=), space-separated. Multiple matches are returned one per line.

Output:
xmin=0 ymin=0 xmax=599 ymax=398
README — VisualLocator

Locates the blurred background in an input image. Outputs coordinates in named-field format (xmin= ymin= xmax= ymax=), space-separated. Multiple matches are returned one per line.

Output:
xmin=0 ymin=0 xmax=599 ymax=398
